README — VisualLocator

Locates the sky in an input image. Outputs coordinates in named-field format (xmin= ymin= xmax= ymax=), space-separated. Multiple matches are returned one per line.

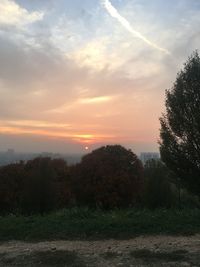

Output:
xmin=0 ymin=0 xmax=200 ymax=154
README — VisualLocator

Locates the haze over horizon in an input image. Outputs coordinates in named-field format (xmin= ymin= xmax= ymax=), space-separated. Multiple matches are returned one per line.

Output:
xmin=0 ymin=0 xmax=200 ymax=154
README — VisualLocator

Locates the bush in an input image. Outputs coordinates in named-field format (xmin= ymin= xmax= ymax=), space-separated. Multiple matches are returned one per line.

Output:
xmin=71 ymin=145 xmax=144 ymax=209
xmin=0 ymin=158 xmax=72 ymax=215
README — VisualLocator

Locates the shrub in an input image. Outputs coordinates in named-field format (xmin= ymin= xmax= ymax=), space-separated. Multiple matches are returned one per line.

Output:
xmin=71 ymin=145 xmax=144 ymax=209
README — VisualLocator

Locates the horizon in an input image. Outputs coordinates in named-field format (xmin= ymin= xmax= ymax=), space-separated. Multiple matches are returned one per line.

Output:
xmin=0 ymin=146 xmax=160 ymax=157
xmin=0 ymin=0 xmax=200 ymax=154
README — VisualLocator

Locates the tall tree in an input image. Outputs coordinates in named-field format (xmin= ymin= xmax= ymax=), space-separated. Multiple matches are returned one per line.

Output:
xmin=159 ymin=51 xmax=200 ymax=197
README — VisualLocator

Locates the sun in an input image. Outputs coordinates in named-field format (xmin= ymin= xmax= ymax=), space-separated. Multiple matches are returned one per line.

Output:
xmin=85 ymin=146 xmax=89 ymax=151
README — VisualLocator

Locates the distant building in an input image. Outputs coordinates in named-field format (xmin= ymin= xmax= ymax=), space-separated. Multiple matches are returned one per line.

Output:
xmin=140 ymin=152 xmax=160 ymax=164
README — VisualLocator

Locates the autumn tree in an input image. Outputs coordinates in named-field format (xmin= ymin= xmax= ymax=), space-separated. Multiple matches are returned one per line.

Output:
xmin=71 ymin=145 xmax=144 ymax=209
xmin=159 ymin=51 xmax=200 ymax=198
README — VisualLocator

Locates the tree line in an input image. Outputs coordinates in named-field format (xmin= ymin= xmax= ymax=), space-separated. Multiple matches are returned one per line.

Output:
xmin=0 ymin=145 xmax=199 ymax=215
xmin=1 ymin=51 xmax=200 ymax=214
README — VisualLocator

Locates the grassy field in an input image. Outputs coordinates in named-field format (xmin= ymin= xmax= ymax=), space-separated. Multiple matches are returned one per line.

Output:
xmin=0 ymin=208 xmax=200 ymax=241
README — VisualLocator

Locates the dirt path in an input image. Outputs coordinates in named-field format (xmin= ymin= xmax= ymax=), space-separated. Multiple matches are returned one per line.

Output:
xmin=0 ymin=235 xmax=200 ymax=266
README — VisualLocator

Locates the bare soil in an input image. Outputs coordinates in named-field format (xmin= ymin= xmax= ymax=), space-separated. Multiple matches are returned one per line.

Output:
xmin=0 ymin=235 xmax=200 ymax=266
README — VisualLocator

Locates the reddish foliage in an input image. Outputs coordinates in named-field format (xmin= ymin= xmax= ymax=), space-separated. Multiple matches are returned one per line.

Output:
xmin=71 ymin=145 xmax=144 ymax=208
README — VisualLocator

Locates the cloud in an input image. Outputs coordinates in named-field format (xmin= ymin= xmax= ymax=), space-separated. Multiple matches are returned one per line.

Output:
xmin=70 ymin=38 xmax=110 ymax=71
xmin=0 ymin=120 xmax=72 ymax=129
xmin=0 ymin=34 xmax=90 ymax=120
xmin=79 ymin=96 xmax=113 ymax=104
xmin=0 ymin=0 xmax=44 ymax=27
xmin=101 ymin=0 xmax=170 ymax=55
xmin=0 ymin=119 xmax=116 ymax=144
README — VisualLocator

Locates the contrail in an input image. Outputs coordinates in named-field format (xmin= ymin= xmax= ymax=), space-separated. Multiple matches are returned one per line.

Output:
xmin=101 ymin=0 xmax=170 ymax=55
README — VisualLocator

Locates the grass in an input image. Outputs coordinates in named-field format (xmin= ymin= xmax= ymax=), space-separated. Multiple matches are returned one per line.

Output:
xmin=0 ymin=208 xmax=200 ymax=241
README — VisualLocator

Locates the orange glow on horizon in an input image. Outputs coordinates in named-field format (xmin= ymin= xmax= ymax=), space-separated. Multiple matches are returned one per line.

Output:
xmin=0 ymin=123 xmax=156 ymax=145
xmin=0 ymin=125 xmax=117 ymax=145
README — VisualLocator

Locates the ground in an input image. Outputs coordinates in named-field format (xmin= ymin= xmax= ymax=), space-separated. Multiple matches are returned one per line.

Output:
xmin=0 ymin=235 xmax=200 ymax=266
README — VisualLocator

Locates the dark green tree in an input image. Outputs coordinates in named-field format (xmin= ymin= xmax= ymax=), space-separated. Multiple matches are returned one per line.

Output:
xmin=159 ymin=51 xmax=200 ymax=198
xmin=143 ymin=159 xmax=175 ymax=209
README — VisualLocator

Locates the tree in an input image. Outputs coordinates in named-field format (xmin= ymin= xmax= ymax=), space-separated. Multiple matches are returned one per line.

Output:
xmin=159 ymin=51 xmax=200 ymax=198
xmin=0 ymin=157 xmax=73 ymax=215
xmin=71 ymin=145 xmax=144 ymax=209
xmin=21 ymin=157 xmax=72 ymax=214
xmin=0 ymin=162 xmax=25 ymax=214
xmin=143 ymin=159 xmax=175 ymax=209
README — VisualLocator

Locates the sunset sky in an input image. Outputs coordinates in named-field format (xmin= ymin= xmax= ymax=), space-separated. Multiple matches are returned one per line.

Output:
xmin=0 ymin=0 xmax=200 ymax=154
